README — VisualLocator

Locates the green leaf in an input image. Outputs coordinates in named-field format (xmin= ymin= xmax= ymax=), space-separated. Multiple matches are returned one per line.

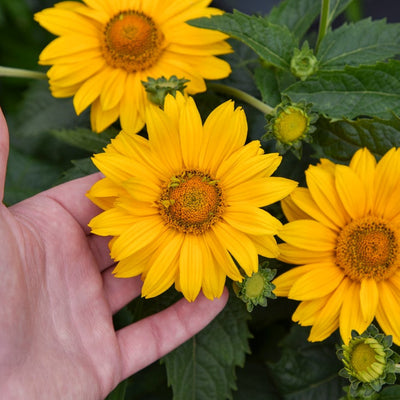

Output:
xmin=268 ymin=325 xmax=344 ymax=400
xmin=59 ymin=158 xmax=98 ymax=183
xmin=327 ymin=0 xmax=354 ymax=26
xmin=50 ymin=127 xmax=118 ymax=153
xmin=105 ymin=380 xmax=128 ymax=400
xmin=379 ymin=385 xmax=400 ymax=399
xmin=254 ymin=66 xmax=281 ymax=107
xmin=312 ymin=117 xmax=400 ymax=162
xmin=163 ymin=296 xmax=251 ymax=400
xmin=14 ymin=80 xmax=87 ymax=139
xmin=284 ymin=60 xmax=400 ymax=120
xmin=189 ymin=11 xmax=297 ymax=70
xmin=318 ymin=19 xmax=400 ymax=70
xmin=4 ymin=145 xmax=64 ymax=205
xmin=268 ymin=0 xmax=320 ymax=39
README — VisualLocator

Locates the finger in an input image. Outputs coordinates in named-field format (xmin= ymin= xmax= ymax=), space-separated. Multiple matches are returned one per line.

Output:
xmin=117 ymin=288 xmax=229 ymax=379
xmin=42 ymin=172 xmax=103 ymax=234
xmin=0 ymin=108 xmax=9 ymax=202
xmin=102 ymin=268 xmax=142 ymax=314
xmin=88 ymin=234 xmax=114 ymax=271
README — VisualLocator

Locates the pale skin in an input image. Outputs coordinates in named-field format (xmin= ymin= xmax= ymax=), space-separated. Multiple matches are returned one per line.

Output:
xmin=0 ymin=108 xmax=228 ymax=399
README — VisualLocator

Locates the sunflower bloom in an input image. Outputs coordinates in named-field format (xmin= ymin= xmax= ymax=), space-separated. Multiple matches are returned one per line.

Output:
xmin=87 ymin=93 xmax=297 ymax=301
xmin=273 ymin=148 xmax=400 ymax=344
xmin=34 ymin=0 xmax=232 ymax=133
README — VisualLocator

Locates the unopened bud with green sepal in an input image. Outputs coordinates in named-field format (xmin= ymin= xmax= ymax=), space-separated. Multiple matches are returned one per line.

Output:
xmin=142 ymin=76 xmax=189 ymax=108
xmin=290 ymin=41 xmax=318 ymax=81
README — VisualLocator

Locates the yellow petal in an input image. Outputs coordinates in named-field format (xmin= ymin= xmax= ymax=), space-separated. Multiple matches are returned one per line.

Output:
xmin=141 ymin=232 xmax=184 ymax=298
xmin=272 ymin=264 xmax=315 ymax=297
xmin=227 ymin=177 xmax=297 ymax=207
xmin=335 ymin=165 xmax=367 ymax=220
xmin=339 ymin=281 xmax=370 ymax=344
xmin=281 ymin=194 xmax=311 ymax=222
xmin=359 ymin=278 xmax=379 ymax=323
xmin=89 ymin=208 xmax=137 ymax=236
xmin=278 ymin=220 xmax=337 ymax=252
xmin=292 ymin=296 xmax=329 ymax=326
xmin=376 ymin=280 xmax=400 ymax=344
xmin=278 ymin=243 xmax=334 ymax=265
xmin=90 ymin=98 xmax=119 ymax=133
xmin=290 ymin=187 xmax=339 ymax=231
xmin=179 ymin=96 xmax=203 ymax=170
xmin=289 ymin=263 xmax=344 ymax=301
xmin=179 ymin=235 xmax=205 ymax=302
xmin=308 ymin=278 xmax=351 ymax=342
xmin=211 ymin=221 xmax=258 ymax=276
xmin=110 ymin=216 xmax=166 ymax=261
xmin=223 ymin=206 xmax=282 ymax=236
xmin=201 ymin=101 xmax=247 ymax=175
xmin=373 ymin=148 xmax=400 ymax=217
xmin=306 ymin=164 xmax=350 ymax=228
xmin=248 ymin=234 xmax=279 ymax=258
xmin=203 ymin=230 xmax=243 ymax=282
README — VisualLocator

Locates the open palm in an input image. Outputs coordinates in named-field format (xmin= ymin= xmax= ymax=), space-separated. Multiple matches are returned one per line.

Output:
xmin=0 ymin=110 xmax=228 ymax=400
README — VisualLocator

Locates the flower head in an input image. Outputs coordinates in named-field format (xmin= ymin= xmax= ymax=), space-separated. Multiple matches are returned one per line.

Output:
xmin=290 ymin=41 xmax=318 ymax=81
xmin=87 ymin=93 xmax=297 ymax=301
xmin=233 ymin=263 xmax=277 ymax=312
xmin=273 ymin=147 xmax=400 ymax=344
xmin=35 ymin=0 xmax=232 ymax=133
xmin=337 ymin=325 xmax=400 ymax=398
xmin=264 ymin=99 xmax=317 ymax=158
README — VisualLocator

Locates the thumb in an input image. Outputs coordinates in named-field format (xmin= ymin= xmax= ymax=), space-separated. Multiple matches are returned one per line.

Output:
xmin=0 ymin=108 xmax=9 ymax=202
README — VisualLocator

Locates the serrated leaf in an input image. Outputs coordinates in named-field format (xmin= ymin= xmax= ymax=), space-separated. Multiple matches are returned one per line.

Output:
xmin=58 ymin=158 xmax=98 ymax=184
xmin=318 ymin=18 xmax=400 ymax=69
xmin=254 ymin=66 xmax=281 ymax=107
xmin=268 ymin=325 xmax=344 ymax=400
xmin=50 ymin=127 xmax=118 ymax=153
xmin=14 ymin=80 xmax=88 ymax=138
xmin=4 ymin=145 xmax=64 ymax=205
xmin=268 ymin=0 xmax=320 ymax=39
xmin=163 ymin=296 xmax=251 ymax=400
xmin=379 ymin=385 xmax=400 ymax=399
xmin=189 ymin=11 xmax=297 ymax=70
xmin=105 ymin=380 xmax=127 ymax=400
xmin=313 ymin=117 xmax=400 ymax=162
xmin=284 ymin=60 xmax=400 ymax=120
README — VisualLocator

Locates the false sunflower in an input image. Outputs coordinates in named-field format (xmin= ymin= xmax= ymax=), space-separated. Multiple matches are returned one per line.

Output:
xmin=34 ymin=0 xmax=231 ymax=133
xmin=87 ymin=93 xmax=297 ymax=301
xmin=273 ymin=148 xmax=400 ymax=344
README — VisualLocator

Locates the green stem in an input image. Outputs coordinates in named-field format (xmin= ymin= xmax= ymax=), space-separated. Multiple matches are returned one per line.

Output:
xmin=207 ymin=83 xmax=274 ymax=115
xmin=316 ymin=0 xmax=330 ymax=52
xmin=0 ymin=66 xmax=47 ymax=80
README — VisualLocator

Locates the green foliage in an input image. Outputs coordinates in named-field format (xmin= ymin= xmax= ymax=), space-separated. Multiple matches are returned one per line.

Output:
xmin=268 ymin=326 xmax=345 ymax=399
xmin=313 ymin=117 xmax=400 ymax=162
xmin=284 ymin=61 xmax=400 ymax=120
xmin=190 ymin=11 xmax=298 ymax=70
xmin=3 ymin=0 xmax=400 ymax=399
xmin=317 ymin=19 xmax=400 ymax=69
xmin=163 ymin=296 xmax=251 ymax=400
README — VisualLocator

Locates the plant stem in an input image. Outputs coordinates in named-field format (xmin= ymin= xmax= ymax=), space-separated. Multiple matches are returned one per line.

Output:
xmin=316 ymin=0 xmax=330 ymax=52
xmin=207 ymin=83 xmax=274 ymax=115
xmin=0 ymin=66 xmax=47 ymax=80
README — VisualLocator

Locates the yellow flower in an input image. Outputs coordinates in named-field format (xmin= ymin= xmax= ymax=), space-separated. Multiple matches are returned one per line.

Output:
xmin=273 ymin=148 xmax=400 ymax=344
xmin=34 ymin=0 xmax=232 ymax=133
xmin=87 ymin=93 xmax=297 ymax=301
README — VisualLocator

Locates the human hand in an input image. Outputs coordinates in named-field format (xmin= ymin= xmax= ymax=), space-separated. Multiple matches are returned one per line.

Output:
xmin=0 ymin=109 xmax=228 ymax=400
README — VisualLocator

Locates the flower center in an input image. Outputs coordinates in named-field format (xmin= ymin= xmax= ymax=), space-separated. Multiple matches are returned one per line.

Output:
xmin=102 ymin=11 xmax=164 ymax=73
xmin=336 ymin=216 xmax=400 ymax=281
xmin=159 ymin=171 xmax=224 ymax=234
xmin=274 ymin=106 xmax=309 ymax=143
xmin=350 ymin=340 xmax=385 ymax=382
